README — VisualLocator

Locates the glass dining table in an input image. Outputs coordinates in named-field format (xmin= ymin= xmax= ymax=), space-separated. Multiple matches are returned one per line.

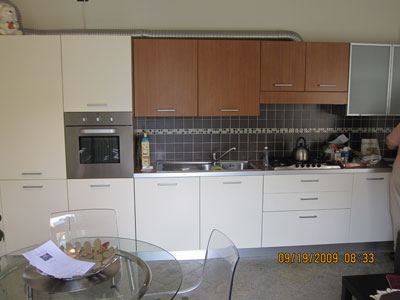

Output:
xmin=0 ymin=238 xmax=182 ymax=300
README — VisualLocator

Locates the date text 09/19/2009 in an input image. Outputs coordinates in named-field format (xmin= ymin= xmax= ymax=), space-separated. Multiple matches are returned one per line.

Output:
xmin=278 ymin=252 xmax=375 ymax=264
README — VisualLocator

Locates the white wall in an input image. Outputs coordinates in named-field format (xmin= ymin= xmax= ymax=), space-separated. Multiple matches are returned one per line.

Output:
xmin=13 ymin=0 xmax=400 ymax=43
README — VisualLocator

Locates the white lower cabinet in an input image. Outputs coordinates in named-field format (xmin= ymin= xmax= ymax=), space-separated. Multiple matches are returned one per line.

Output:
xmin=67 ymin=179 xmax=135 ymax=239
xmin=262 ymin=209 xmax=350 ymax=247
xmin=135 ymin=177 xmax=200 ymax=251
xmin=0 ymin=180 xmax=68 ymax=253
xmin=349 ymin=173 xmax=392 ymax=242
xmin=200 ymin=176 xmax=263 ymax=249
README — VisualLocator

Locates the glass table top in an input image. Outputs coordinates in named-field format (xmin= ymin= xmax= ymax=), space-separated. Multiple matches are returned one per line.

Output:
xmin=0 ymin=238 xmax=182 ymax=300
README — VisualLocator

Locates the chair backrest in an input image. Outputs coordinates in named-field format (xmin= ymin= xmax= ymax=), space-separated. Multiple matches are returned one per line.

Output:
xmin=49 ymin=208 xmax=119 ymax=249
xmin=196 ymin=229 xmax=240 ymax=300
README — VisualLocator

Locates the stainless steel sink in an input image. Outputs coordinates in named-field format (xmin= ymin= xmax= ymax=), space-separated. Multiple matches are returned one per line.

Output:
xmin=156 ymin=161 xmax=259 ymax=172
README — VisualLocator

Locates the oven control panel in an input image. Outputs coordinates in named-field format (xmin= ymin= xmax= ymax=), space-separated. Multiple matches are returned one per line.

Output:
xmin=64 ymin=112 xmax=132 ymax=126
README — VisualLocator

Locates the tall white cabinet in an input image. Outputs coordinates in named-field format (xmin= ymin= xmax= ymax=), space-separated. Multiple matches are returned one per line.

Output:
xmin=0 ymin=36 xmax=68 ymax=254
xmin=62 ymin=36 xmax=133 ymax=112
xmin=67 ymin=179 xmax=135 ymax=239
xmin=0 ymin=36 xmax=66 ymax=180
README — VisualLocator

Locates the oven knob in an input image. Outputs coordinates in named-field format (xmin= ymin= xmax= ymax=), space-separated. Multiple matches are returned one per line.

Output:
xmin=96 ymin=117 xmax=101 ymax=122
xmin=301 ymin=164 xmax=305 ymax=168
xmin=109 ymin=117 xmax=114 ymax=122
xmin=82 ymin=117 xmax=87 ymax=123
xmin=317 ymin=163 xmax=322 ymax=168
xmin=306 ymin=163 xmax=310 ymax=168
xmin=296 ymin=164 xmax=300 ymax=168
xmin=311 ymin=163 xmax=316 ymax=168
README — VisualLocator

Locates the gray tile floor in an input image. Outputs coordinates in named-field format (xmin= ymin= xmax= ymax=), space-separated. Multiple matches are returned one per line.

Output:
xmin=178 ymin=242 xmax=395 ymax=300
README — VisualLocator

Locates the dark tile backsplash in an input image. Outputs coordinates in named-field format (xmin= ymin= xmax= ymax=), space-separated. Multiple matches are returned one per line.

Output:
xmin=135 ymin=104 xmax=400 ymax=162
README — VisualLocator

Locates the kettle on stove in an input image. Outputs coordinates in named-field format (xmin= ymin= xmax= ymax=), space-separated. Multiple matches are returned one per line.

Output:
xmin=293 ymin=136 xmax=310 ymax=161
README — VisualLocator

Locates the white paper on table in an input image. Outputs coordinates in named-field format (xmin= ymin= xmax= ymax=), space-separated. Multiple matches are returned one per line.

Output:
xmin=22 ymin=240 xmax=95 ymax=279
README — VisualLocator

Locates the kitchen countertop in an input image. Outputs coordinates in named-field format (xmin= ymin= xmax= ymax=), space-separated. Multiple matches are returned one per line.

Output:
xmin=133 ymin=160 xmax=393 ymax=178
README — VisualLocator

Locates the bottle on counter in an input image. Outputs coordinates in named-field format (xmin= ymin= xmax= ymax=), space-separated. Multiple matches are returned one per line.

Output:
xmin=263 ymin=146 xmax=269 ymax=167
xmin=334 ymin=150 xmax=341 ymax=163
xmin=141 ymin=132 xmax=151 ymax=169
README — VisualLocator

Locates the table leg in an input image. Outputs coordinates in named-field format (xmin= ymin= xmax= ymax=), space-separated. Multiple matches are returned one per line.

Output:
xmin=26 ymin=286 xmax=33 ymax=300
xmin=341 ymin=285 xmax=352 ymax=300
xmin=126 ymin=256 xmax=136 ymax=295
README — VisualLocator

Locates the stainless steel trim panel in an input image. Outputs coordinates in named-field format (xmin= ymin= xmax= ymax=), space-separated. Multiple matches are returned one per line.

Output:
xmin=134 ymin=167 xmax=392 ymax=178
xmin=387 ymin=45 xmax=395 ymax=115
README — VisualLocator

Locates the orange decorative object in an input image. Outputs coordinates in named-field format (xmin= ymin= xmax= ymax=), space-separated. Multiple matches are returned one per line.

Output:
xmin=98 ymin=242 xmax=110 ymax=253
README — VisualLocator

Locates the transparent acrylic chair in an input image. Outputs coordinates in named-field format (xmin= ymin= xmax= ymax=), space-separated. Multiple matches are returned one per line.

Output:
xmin=49 ymin=208 xmax=123 ymax=299
xmin=49 ymin=208 xmax=120 ymax=250
xmin=146 ymin=229 xmax=240 ymax=300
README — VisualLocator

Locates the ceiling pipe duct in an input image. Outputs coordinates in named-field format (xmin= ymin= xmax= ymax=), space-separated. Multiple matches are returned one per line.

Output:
xmin=23 ymin=29 xmax=303 ymax=41
xmin=2 ymin=1 xmax=302 ymax=41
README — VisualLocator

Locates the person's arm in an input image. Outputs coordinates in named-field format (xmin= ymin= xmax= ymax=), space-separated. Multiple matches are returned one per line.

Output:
xmin=387 ymin=123 xmax=400 ymax=150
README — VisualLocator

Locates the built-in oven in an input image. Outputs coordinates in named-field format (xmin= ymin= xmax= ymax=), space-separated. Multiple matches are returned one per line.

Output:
xmin=64 ymin=112 xmax=134 ymax=179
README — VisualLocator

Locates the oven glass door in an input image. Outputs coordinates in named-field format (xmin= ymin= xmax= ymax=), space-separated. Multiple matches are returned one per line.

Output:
xmin=79 ymin=136 xmax=120 ymax=164
xmin=65 ymin=127 xmax=133 ymax=179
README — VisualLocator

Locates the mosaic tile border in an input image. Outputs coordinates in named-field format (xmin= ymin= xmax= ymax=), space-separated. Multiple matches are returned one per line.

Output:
xmin=136 ymin=127 xmax=393 ymax=135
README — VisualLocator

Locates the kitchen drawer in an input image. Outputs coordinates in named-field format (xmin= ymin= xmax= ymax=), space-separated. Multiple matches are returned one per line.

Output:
xmin=262 ymin=209 xmax=350 ymax=247
xmin=263 ymin=191 xmax=351 ymax=212
xmin=264 ymin=174 xmax=353 ymax=193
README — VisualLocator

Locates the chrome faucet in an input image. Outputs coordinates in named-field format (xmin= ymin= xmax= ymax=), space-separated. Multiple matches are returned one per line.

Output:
xmin=212 ymin=147 xmax=237 ymax=165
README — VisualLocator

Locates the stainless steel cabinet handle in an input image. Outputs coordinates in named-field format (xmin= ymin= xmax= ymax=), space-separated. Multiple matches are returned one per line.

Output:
xmin=222 ymin=181 xmax=242 ymax=185
xmin=221 ymin=109 xmax=239 ymax=112
xmin=300 ymin=197 xmax=319 ymax=201
xmin=87 ymin=103 xmax=108 ymax=107
xmin=274 ymin=83 xmax=294 ymax=87
xmin=157 ymin=109 xmax=176 ymax=112
xmin=80 ymin=129 xmax=116 ymax=134
xmin=299 ymin=215 xmax=318 ymax=219
xmin=318 ymin=84 xmax=337 ymax=87
xmin=23 ymin=185 xmax=43 ymax=189
xmin=300 ymin=179 xmax=319 ymax=183
xmin=90 ymin=184 xmax=111 ymax=188
xmin=21 ymin=172 xmax=42 ymax=176
xmin=366 ymin=178 xmax=385 ymax=181
xmin=157 ymin=183 xmax=178 ymax=187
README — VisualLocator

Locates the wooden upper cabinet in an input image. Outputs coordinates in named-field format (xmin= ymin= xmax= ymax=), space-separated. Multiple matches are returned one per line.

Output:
xmin=198 ymin=40 xmax=260 ymax=116
xmin=305 ymin=42 xmax=350 ymax=92
xmin=261 ymin=41 xmax=306 ymax=92
xmin=134 ymin=39 xmax=198 ymax=116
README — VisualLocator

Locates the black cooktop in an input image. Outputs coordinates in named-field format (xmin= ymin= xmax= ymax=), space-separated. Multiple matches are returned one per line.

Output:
xmin=270 ymin=157 xmax=341 ymax=170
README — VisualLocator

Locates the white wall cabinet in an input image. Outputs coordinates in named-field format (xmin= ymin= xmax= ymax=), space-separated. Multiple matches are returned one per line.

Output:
xmin=135 ymin=177 xmax=200 ymax=251
xmin=200 ymin=176 xmax=263 ymax=249
xmin=349 ymin=173 xmax=392 ymax=242
xmin=67 ymin=179 xmax=135 ymax=239
xmin=0 ymin=180 xmax=68 ymax=253
xmin=0 ymin=36 xmax=66 ymax=180
xmin=62 ymin=36 xmax=132 ymax=112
